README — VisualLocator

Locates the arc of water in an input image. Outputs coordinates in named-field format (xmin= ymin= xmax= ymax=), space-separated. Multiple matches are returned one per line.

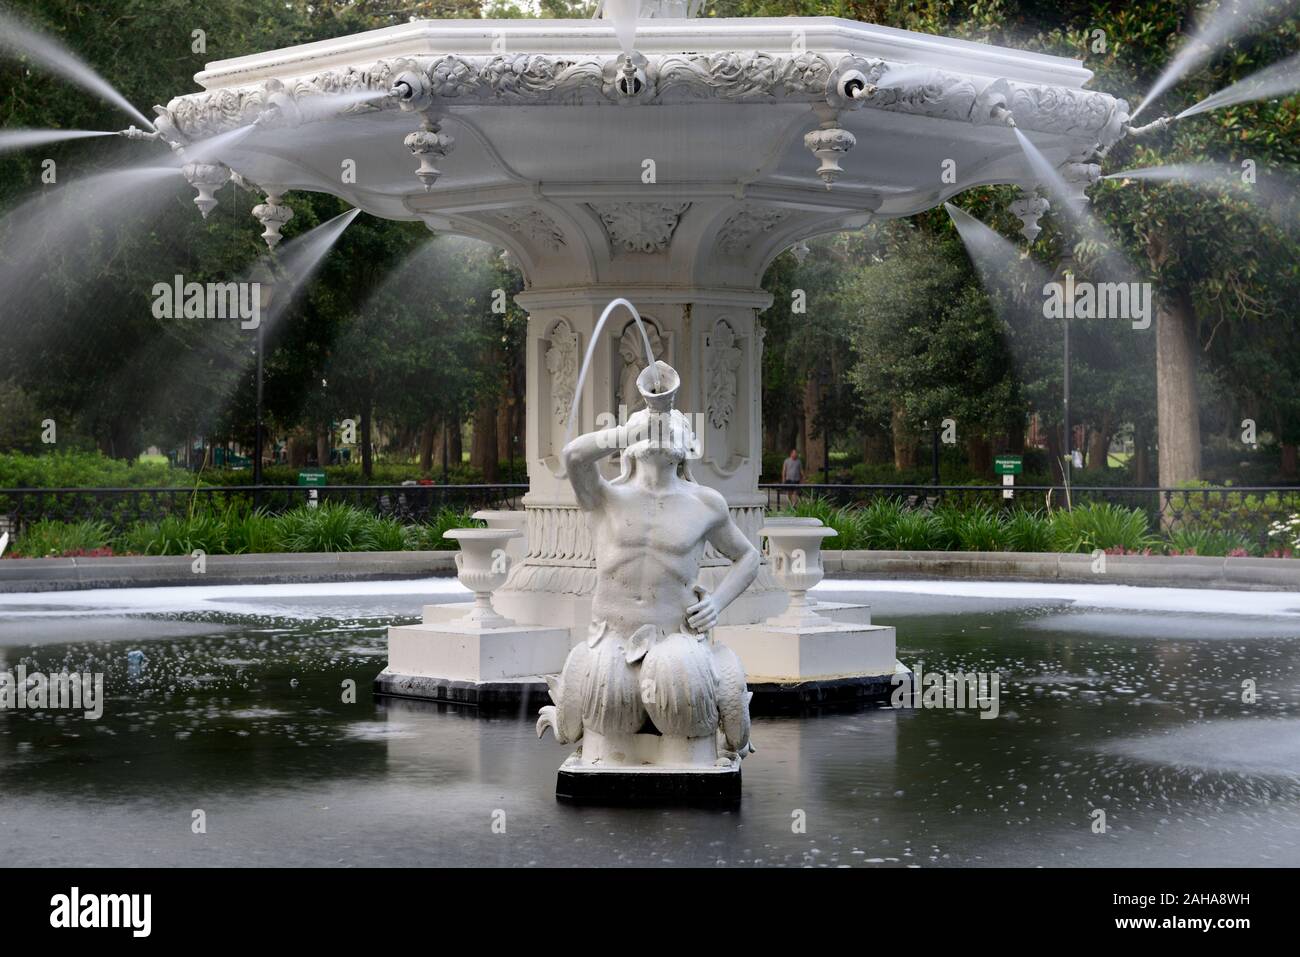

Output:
xmin=564 ymin=298 xmax=661 ymax=447
xmin=1176 ymin=51 xmax=1300 ymax=120
xmin=0 ymin=9 xmax=153 ymax=129
xmin=1131 ymin=0 xmax=1291 ymax=121
xmin=0 ymin=128 xmax=114 ymax=155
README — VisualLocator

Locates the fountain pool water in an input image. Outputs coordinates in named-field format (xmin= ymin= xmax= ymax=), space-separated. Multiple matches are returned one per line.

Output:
xmin=1 ymin=578 xmax=1297 ymax=867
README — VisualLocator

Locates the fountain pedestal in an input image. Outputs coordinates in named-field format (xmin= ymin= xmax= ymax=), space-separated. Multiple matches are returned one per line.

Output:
xmin=718 ymin=523 xmax=906 ymax=709
xmin=375 ymin=528 xmax=570 ymax=707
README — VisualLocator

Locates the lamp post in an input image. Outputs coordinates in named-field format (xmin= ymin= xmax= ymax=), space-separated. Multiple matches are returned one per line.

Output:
xmin=250 ymin=258 xmax=277 ymax=497
xmin=1063 ymin=306 xmax=1072 ymax=490
xmin=932 ymin=425 xmax=941 ymax=487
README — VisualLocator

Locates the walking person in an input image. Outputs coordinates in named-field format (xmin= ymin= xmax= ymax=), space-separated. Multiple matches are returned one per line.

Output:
xmin=781 ymin=448 xmax=803 ymax=506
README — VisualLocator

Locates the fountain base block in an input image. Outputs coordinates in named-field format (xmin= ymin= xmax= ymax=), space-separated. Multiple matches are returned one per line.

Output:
xmin=377 ymin=620 xmax=570 ymax=707
xmin=807 ymin=601 xmax=872 ymax=625
xmin=716 ymin=621 xmax=904 ymax=711
xmin=555 ymin=755 xmax=742 ymax=806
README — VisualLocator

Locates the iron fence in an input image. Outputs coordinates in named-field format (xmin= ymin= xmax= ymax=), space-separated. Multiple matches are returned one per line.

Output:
xmin=0 ymin=484 xmax=528 ymax=536
xmin=760 ymin=483 xmax=1300 ymax=550
xmin=5 ymin=482 xmax=1299 ymax=552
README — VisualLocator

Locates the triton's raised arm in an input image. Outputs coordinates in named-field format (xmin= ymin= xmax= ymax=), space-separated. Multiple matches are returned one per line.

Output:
xmin=561 ymin=424 xmax=623 ymax=512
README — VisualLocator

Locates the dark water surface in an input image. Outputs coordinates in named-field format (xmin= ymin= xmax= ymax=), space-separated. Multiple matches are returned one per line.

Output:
xmin=1 ymin=579 xmax=1298 ymax=867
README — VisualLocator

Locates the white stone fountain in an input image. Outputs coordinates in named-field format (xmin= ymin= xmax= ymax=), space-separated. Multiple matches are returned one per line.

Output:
xmin=151 ymin=7 xmax=1129 ymax=728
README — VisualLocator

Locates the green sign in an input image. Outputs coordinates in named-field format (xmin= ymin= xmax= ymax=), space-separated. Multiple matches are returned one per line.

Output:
xmin=994 ymin=455 xmax=1023 ymax=476
xmin=297 ymin=470 xmax=327 ymax=487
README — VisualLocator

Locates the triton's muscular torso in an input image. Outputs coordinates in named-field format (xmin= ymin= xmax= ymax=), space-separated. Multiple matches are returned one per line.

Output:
xmin=589 ymin=481 xmax=726 ymax=637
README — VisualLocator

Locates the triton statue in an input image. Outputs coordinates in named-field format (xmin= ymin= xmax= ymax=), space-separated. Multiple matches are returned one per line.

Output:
xmin=537 ymin=360 xmax=759 ymax=786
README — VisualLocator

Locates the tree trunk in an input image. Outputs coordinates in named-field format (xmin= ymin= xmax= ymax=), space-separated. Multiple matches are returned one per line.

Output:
xmin=471 ymin=398 xmax=499 ymax=482
xmin=419 ymin=417 xmax=437 ymax=474
xmin=288 ymin=433 xmax=310 ymax=468
xmin=1004 ymin=416 xmax=1026 ymax=454
xmin=802 ymin=378 xmax=826 ymax=478
xmin=1155 ymin=289 xmax=1201 ymax=486
xmin=360 ymin=401 xmax=374 ymax=479
xmin=1282 ymin=443 xmax=1298 ymax=480
xmin=1043 ymin=421 xmax=1064 ymax=482
xmin=441 ymin=418 xmax=450 ymax=482
xmin=1133 ymin=423 xmax=1151 ymax=485
xmin=863 ymin=428 xmax=891 ymax=466
xmin=965 ymin=434 xmax=992 ymax=475
xmin=1086 ymin=413 xmax=1113 ymax=471
xmin=449 ymin=416 xmax=463 ymax=466
xmin=496 ymin=400 xmax=511 ymax=464
xmin=891 ymin=403 xmax=916 ymax=470
xmin=764 ymin=411 xmax=783 ymax=459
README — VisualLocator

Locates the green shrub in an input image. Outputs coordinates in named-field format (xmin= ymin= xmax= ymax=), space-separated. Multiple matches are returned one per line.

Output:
xmin=1051 ymin=502 xmax=1155 ymax=553
xmin=0 ymin=450 xmax=192 ymax=489
xmin=12 ymin=518 xmax=112 ymax=557
xmin=775 ymin=495 xmax=905 ymax=550
xmin=408 ymin=507 xmax=483 ymax=550
xmin=936 ymin=502 xmax=1008 ymax=551
xmin=221 ymin=509 xmax=282 ymax=555
xmin=274 ymin=501 xmax=375 ymax=552
xmin=1004 ymin=509 xmax=1055 ymax=552
xmin=852 ymin=498 xmax=907 ymax=549
xmin=1166 ymin=527 xmax=1253 ymax=557
xmin=878 ymin=509 xmax=943 ymax=550
xmin=361 ymin=515 xmax=411 ymax=552
xmin=138 ymin=511 xmax=231 ymax=555
xmin=777 ymin=494 xmax=841 ymax=526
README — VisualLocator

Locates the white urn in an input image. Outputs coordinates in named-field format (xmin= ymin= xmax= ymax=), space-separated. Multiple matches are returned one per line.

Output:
xmin=444 ymin=527 xmax=521 ymax=627
xmin=760 ymin=523 xmax=838 ymax=627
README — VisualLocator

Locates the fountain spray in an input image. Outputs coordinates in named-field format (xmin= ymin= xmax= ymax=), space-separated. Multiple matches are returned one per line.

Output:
xmin=0 ymin=8 xmax=153 ymax=129
xmin=565 ymin=299 xmax=661 ymax=447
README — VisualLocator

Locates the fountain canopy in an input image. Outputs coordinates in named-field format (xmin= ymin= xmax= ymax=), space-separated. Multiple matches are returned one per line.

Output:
xmin=156 ymin=16 xmax=1128 ymax=283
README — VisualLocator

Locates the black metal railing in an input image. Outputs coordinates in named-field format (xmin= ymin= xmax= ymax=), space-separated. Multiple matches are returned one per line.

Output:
xmin=760 ymin=483 xmax=1300 ymax=550
xmin=5 ymin=482 xmax=1298 ymax=552
xmin=0 ymin=484 xmax=528 ymax=535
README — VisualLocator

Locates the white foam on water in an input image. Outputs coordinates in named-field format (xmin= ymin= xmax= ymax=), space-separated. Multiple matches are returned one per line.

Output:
xmin=812 ymin=579 xmax=1300 ymax=618
xmin=1 ymin=577 xmax=1296 ymax=620
xmin=0 ymin=577 xmax=468 ymax=619
xmin=1103 ymin=718 xmax=1300 ymax=778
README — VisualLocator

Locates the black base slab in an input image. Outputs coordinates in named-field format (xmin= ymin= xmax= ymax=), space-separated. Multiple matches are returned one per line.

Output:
xmin=372 ymin=669 xmax=551 ymax=710
xmin=555 ymin=765 xmax=741 ymax=806
xmin=748 ymin=671 xmax=905 ymax=714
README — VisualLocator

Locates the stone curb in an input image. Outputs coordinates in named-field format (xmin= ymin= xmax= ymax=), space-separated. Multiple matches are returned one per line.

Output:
xmin=0 ymin=551 xmax=457 ymax=592
xmin=832 ymin=550 xmax=1300 ymax=591
xmin=1 ymin=549 xmax=1297 ymax=593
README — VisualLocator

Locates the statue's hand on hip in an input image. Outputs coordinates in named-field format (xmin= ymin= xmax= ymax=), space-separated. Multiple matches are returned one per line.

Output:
xmin=685 ymin=590 xmax=720 ymax=634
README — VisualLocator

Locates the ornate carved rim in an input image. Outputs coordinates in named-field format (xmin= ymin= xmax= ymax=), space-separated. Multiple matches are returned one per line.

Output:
xmin=157 ymin=51 xmax=1129 ymax=153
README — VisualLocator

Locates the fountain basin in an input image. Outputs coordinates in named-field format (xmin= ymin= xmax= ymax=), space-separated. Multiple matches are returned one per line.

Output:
xmin=2 ymin=577 xmax=1295 ymax=866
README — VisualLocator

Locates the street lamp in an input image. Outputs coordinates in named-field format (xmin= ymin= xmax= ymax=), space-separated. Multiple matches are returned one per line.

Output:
xmin=250 ymin=257 xmax=278 ymax=493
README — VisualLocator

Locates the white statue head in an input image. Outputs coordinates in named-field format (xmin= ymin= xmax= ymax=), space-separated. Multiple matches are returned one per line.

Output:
xmin=612 ymin=360 xmax=697 ymax=484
